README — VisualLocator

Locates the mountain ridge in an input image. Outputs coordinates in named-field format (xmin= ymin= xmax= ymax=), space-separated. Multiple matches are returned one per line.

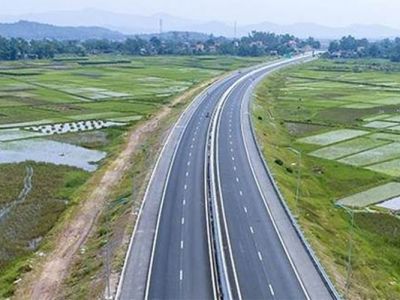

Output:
xmin=1 ymin=9 xmax=400 ymax=39
xmin=0 ymin=20 xmax=125 ymax=40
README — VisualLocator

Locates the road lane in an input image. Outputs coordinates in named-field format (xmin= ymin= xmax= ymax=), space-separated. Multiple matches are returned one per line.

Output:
xmin=118 ymin=55 xmax=336 ymax=300
xmin=217 ymin=78 xmax=307 ymax=299
xmin=146 ymin=74 xmax=242 ymax=299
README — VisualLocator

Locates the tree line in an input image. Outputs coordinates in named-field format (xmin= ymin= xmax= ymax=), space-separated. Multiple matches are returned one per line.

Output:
xmin=0 ymin=31 xmax=320 ymax=61
xmin=327 ymin=35 xmax=400 ymax=62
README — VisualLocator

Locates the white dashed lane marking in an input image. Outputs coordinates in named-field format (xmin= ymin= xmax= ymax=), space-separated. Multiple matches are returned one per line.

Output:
xmin=269 ymin=284 xmax=275 ymax=296
xmin=258 ymin=251 xmax=263 ymax=261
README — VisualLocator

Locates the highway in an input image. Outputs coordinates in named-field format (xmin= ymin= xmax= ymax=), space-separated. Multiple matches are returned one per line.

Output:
xmin=117 ymin=55 xmax=336 ymax=300
xmin=216 ymin=70 xmax=307 ymax=299
xmin=146 ymin=74 xmax=242 ymax=299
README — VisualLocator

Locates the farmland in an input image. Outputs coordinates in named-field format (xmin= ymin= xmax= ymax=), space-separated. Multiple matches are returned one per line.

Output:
xmin=0 ymin=54 xmax=268 ymax=298
xmin=253 ymin=58 xmax=400 ymax=299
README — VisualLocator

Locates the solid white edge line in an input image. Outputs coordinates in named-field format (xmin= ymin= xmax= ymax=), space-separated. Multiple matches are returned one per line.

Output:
xmin=269 ymin=284 xmax=275 ymax=296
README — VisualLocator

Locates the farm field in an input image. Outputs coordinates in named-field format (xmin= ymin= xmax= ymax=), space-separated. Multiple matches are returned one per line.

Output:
xmin=0 ymin=54 xmax=269 ymax=298
xmin=253 ymin=58 xmax=400 ymax=299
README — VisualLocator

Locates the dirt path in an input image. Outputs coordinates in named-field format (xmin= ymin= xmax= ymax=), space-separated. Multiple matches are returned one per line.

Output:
xmin=16 ymin=78 xmax=217 ymax=300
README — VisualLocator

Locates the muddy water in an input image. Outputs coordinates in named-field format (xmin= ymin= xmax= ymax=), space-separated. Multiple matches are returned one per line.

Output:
xmin=0 ymin=139 xmax=106 ymax=171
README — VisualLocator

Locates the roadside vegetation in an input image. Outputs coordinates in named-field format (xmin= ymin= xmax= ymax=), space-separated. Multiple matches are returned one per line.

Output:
xmin=0 ymin=163 xmax=89 ymax=298
xmin=0 ymin=31 xmax=320 ymax=60
xmin=253 ymin=58 xmax=400 ymax=299
xmin=0 ymin=54 xmax=270 ymax=298
xmin=327 ymin=35 xmax=400 ymax=62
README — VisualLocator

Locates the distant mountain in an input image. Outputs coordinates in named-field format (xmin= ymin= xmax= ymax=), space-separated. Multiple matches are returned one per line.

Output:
xmin=0 ymin=20 xmax=125 ymax=40
xmin=1 ymin=9 xmax=400 ymax=40
xmin=137 ymin=31 xmax=216 ymax=42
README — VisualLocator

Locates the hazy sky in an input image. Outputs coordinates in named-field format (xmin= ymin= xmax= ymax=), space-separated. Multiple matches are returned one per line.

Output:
xmin=2 ymin=0 xmax=400 ymax=28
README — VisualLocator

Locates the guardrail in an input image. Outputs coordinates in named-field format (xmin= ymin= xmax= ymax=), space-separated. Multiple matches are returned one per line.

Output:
xmin=246 ymin=74 xmax=341 ymax=300
xmin=205 ymin=88 xmax=233 ymax=300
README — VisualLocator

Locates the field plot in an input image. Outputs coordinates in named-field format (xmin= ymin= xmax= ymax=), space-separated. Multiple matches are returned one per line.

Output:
xmin=366 ymin=158 xmax=400 ymax=177
xmin=363 ymin=114 xmax=392 ymax=122
xmin=387 ymin=125 xmax=400 ymax=131
xmin=343 ymin=103 xmax=381 ymax=109
xmin=338 ymin=142 xmax=400 ymax=166
xmin=383 ymin=115 xmax=400 ymax=122
xmin=0 ymin=128 xmax=45 ymax=141
xmin=369 ymin=132 xmax=400 ymax=142
xmin=337 ymin=182 xmax=400 ymax=207
xmin=377 ymin=197 xmax=400 ymax=211
xmin=363 ymin=121 xmax=398 ymax=129
xmin=298 ymin=129 xmax=369 ymax=145
xmin=310 ymin=137 xmax=387 ymax=160
xmin=0 ymin=55 xmax=266 ymax=127
xmin=25 ymin=120 xmax=125 ymax=135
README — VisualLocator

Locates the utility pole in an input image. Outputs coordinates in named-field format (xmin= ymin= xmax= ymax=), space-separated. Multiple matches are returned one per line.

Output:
xmin=159 ymin=18 xmax=163 ymax=35
xmin=104 ymin=199 xmax=112 ymax=300
xmin=234 ymin=21 xmax=237 ymax=39
xmin=288 ymin=147 xmax=301 ymax=217
xmin=336 ymin=204 xmax=355 ymax=299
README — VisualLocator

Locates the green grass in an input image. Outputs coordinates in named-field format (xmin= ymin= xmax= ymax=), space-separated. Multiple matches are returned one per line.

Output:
xmin=0 ymin=163 xmax=89 ymax=298
xmin=252 ymin=59 xmax=400 ymax=298
xmin=0 ymin=54 xmax=271 ymax=298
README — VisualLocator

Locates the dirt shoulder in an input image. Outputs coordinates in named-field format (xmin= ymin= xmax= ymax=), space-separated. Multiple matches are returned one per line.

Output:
xmin=14 ymin=77 xmax=220 ymax=300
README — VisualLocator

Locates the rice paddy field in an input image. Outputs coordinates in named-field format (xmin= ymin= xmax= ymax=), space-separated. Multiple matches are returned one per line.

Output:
xmin=253 ymin=58 xmax=400 ymax=299
xmin=0 ymin=54 xmax=269 ymax=298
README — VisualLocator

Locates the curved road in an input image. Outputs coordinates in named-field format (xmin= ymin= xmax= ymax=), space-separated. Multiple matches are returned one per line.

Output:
xmin=117 ymin=55 xmax=336 ymax=300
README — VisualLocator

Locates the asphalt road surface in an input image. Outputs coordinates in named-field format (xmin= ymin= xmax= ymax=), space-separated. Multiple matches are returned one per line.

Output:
xmin=117 ymin=55 xmax=336 ymax=300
